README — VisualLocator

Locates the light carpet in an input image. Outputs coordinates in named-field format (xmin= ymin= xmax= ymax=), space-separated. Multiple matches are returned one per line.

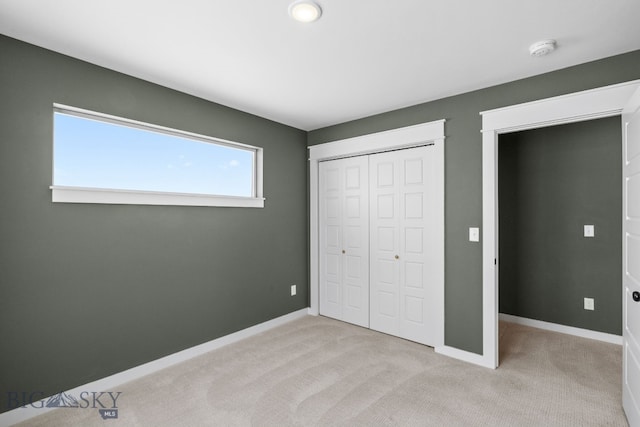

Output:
xmin=15 ymin=316 xmax=628 ymax=426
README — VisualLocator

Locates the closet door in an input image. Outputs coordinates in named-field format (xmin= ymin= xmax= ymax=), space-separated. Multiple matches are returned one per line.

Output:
xmin=319 ymin=156 xmax=369 ymax=327
xmin=369 ymin=146 xmax=439 ymax=346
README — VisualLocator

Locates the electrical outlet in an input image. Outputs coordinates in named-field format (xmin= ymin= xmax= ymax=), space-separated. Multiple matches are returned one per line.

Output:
xmin=291 ymin=285 xmax=297 ymax=296
xmin=584 ymin=225 xmax=595 ymax=237
xmin=584 ymin=297 xmax=594 ymax=311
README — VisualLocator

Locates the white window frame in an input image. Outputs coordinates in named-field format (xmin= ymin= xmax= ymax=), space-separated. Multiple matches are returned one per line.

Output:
xmin=50 ymin=104 xmax=265 ymax=208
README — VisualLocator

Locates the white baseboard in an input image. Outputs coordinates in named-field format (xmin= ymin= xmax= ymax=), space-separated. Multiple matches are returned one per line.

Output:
xmin=499 ymin=313 xmax=622 ymax=345
xmin=0 ymin=308 xmax=311 ymax=426
xmin=435 ymin=346 xmax=496 ymax=369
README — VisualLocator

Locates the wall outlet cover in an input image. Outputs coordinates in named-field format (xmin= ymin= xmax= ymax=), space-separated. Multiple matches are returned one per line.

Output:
xmin=584 ymin=225 xmax=595 ymax=237
xmin=291 ymin=285 xmax=297 ymax=296
xmin=584 ymin=297 xmax=594 ymax=310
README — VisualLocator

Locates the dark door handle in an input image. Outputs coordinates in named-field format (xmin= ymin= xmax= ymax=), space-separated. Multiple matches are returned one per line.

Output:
xmin=633 ymin=291 xmax=640 ymax=302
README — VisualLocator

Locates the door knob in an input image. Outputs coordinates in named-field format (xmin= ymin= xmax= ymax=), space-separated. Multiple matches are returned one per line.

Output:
xmin=395 ymin=255 xmax=399 ymax=260
xmin=342 ymin=250 xmax=345 ymax=254
xmin=633 ymin=291 xmax=640 ymax=302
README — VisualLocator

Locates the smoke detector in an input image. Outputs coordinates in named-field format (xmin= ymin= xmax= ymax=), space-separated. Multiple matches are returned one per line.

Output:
xmin=529 ymin=40 xmax=557 ymax=57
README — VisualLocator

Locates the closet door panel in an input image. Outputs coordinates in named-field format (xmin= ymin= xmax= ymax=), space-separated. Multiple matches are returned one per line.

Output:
xmin=370 ymin=156 xmax=401 ymax=335
xmin=399 ymin=150 xmax=430 ymax=345
xmin=370 ymin=146 xmax=437 ymax=346
xmin=320 ymin=162 xmax=343 ymax=320
xmin=319 ymin=157 xmax=369 ymax=327
xmin=421 ymin=144 xmax=443 ymax=345
xmin=342 ymin=158 xmax=369 ymax=326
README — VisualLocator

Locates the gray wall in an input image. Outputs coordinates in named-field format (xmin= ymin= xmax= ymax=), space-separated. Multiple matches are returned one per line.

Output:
xmin=0 ymin=35 xmax=308 ymax=412
xmin=498 ymin=118 xmax=622 ymax=335
xmin=308 ymin=49 xmax=640 ymax=354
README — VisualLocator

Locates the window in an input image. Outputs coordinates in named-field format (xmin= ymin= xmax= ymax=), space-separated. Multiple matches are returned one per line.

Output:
xmin=51 ymin=105 xmax=264 ymax=207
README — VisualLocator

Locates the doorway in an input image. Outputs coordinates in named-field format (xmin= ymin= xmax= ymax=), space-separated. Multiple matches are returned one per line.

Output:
xmin=497 ymin=117 xmax=622 ymax=348
xmin=480 ymin=79 xmax=640 ymax=369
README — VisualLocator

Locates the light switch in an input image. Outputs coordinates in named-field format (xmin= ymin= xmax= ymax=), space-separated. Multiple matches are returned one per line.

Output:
xmin=469 ymin=227 xmax=480 ymax=242
xmin=584 ymin=225 xmax=595 ymax=238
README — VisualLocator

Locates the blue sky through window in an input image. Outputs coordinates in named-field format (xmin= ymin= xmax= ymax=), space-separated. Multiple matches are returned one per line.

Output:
xmin=54 ymin=112 xmax=255 ymax=197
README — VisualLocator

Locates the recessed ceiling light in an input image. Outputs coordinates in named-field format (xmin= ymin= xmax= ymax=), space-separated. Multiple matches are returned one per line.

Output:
xmin=529 ymin=39 xmax=557 ymax=57
xmin=289 ymin=1 xmax=322 ymax=23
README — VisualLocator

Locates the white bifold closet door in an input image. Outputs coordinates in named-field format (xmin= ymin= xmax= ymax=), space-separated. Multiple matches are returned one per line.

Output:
xmin=369 ymin=146 xmax=438 ymax=346
xmin=319 ymin=156 xmax=370 ymax=327
xmin=319 ymin=145 xmax=440 ymax=346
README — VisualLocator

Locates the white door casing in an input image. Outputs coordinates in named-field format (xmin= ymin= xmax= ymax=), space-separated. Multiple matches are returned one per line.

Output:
xmin=478 ymin=80 xmax=640 ymax=371
xmin=622 ymin=86 xmax=640 ymax=427
xmin=309 ymin=120 xmax=445 ymax=349
xmin=369 ymin=146 xmax=441 ymax=346
xmin=319 ymin=156 xmax=369 ymax=327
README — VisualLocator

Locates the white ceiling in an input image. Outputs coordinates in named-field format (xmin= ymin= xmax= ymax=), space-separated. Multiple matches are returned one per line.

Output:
xmin=1 ymin=0 xmax=640 ymax=131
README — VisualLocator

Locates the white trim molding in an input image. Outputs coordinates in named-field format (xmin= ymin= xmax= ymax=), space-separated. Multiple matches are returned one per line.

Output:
xmin=0 ymin=308 xmax=310 ymax=426
xmin=309 ymin=120 xmax=446 ymax=161
xmin=480 ymin=79 xmax=640 ymax=369
xmin=500 ymin=314 xmax=623 ymax=345
xmin=308 ymin=119 xmax=446 ymax=348
xmin=481 ymin=81 xmax=640 ymax=133
xmin=435 ymin=346 xmax=496 ymax=368
xmin=51 ymin=186 xmax=266 ymax=208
